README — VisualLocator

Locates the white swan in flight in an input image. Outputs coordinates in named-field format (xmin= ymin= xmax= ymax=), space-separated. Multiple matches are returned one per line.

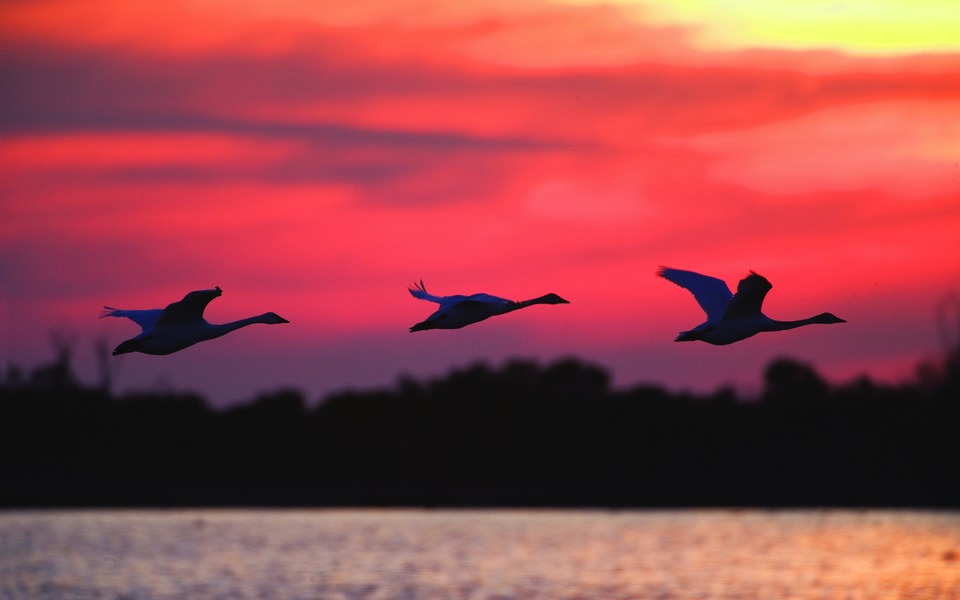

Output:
xmin=408 ymin=280 xmax=569 ymax=332
xmin=657 ymin=267 xmax=845 ymax=345
xmin=101 ymin=286 xmax=289 ymax=355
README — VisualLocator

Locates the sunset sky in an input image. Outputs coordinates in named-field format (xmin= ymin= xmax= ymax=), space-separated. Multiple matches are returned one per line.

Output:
xmin=2 ymin=0 xmax=959 ymax=406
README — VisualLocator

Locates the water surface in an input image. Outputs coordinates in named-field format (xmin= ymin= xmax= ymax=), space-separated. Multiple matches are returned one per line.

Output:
xmin=1 ymin=509 xmax=958 ymax=599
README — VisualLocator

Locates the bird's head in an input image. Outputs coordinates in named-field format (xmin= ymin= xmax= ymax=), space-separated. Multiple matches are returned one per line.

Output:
xmin=815 ymin=312 xmax=846 ymax=324
xmin=262 ymin=312 xmax=290 ymax=324
xmin=540 ymin=293 xmax=570 ymax=305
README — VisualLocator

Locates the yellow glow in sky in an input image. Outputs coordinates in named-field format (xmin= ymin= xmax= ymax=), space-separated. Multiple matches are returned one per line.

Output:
xmin=560 ymin=0 xmax=960 ymax=54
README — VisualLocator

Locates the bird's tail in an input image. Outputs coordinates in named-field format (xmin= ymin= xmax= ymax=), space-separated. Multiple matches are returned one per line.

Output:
xmin=409 ymin=321 xmax=429 ymax=332
xmin=408 ymin=280 xmax=444 ymax=304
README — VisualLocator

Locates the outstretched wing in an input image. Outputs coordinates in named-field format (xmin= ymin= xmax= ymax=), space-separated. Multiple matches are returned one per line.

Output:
xmin=411 ymin=298 xmax=507 ymax=331
xmin=723 ymin=272 xmax=771 ymax=319
xmin=657 ymin=267 xmax=733 ymax=322
xmin=408 ymin=280 xmax=472 ymax=309
xmin=155 ymin=286 xmax=222 ymax=326
xmin=100 ymin=307 xmax=163 ymax=332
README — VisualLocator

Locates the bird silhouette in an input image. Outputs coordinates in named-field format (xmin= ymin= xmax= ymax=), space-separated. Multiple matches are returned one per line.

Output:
xmin=101 ymin=286 xmax=289 ymax=355
xmin=408 ymin=280 xmax=569 ymax=331
xmin=657 ymin=267 xmax=845 ymax=345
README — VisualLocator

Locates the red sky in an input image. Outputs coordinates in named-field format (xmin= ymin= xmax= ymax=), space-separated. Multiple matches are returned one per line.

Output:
xmin=2 ymin=0 xmax=959 ymax=406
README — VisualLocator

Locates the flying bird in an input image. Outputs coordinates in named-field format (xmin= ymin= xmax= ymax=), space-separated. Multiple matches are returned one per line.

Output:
xmin=408 ymin=280 xmax=569 ymax=332
xmin=657 ymin=267 xmax=845 ymax=345
xmin=101 ymin=286 xmax=289 ymax=355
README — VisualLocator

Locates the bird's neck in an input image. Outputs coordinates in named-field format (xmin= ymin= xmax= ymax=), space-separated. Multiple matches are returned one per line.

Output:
xmin=515 ymin=295 xmax=555 ymax=309
xmin=206 ymin=315 xmax=271 ymax=339
xmin=767 ymin=314 xmax=830 ymax=331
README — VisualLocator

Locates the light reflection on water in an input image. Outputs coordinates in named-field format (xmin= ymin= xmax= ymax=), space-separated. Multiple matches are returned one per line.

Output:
xmin=1 ymin=509 xmax=958 ymax=599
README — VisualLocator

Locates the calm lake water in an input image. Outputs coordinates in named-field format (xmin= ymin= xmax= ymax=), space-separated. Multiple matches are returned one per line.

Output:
xmin=1 ymin=509 xmax=958 ymax=599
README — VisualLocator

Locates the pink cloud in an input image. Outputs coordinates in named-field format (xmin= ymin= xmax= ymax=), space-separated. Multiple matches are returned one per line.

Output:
xmin=684 ymin=100 xmax=960 ymax=197
xmin=2 ymin=0 xmax=959 ymax=405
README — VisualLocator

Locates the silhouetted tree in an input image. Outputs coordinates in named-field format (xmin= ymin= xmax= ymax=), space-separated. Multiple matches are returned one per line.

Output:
xmin=28 ymin=330 xmax=79 ymax=390
xmin=93 ymin=336 xmax=115 ymax=393
xmin=939 ymin=293 xmax=960 ymax=393
xmin=762 ymin=357 xmax=828 ymax=404
xmin=3 ymin=345 xmax=960 ymax=508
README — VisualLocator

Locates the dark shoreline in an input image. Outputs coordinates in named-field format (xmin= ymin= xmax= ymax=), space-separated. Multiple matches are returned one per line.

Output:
xmin=4 ymin=353 xmax=959 ymax=510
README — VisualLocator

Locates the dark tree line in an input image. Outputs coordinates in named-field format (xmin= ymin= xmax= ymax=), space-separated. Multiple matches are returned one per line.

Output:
xmin=1 ymin=338 xmax=958 ymax=508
